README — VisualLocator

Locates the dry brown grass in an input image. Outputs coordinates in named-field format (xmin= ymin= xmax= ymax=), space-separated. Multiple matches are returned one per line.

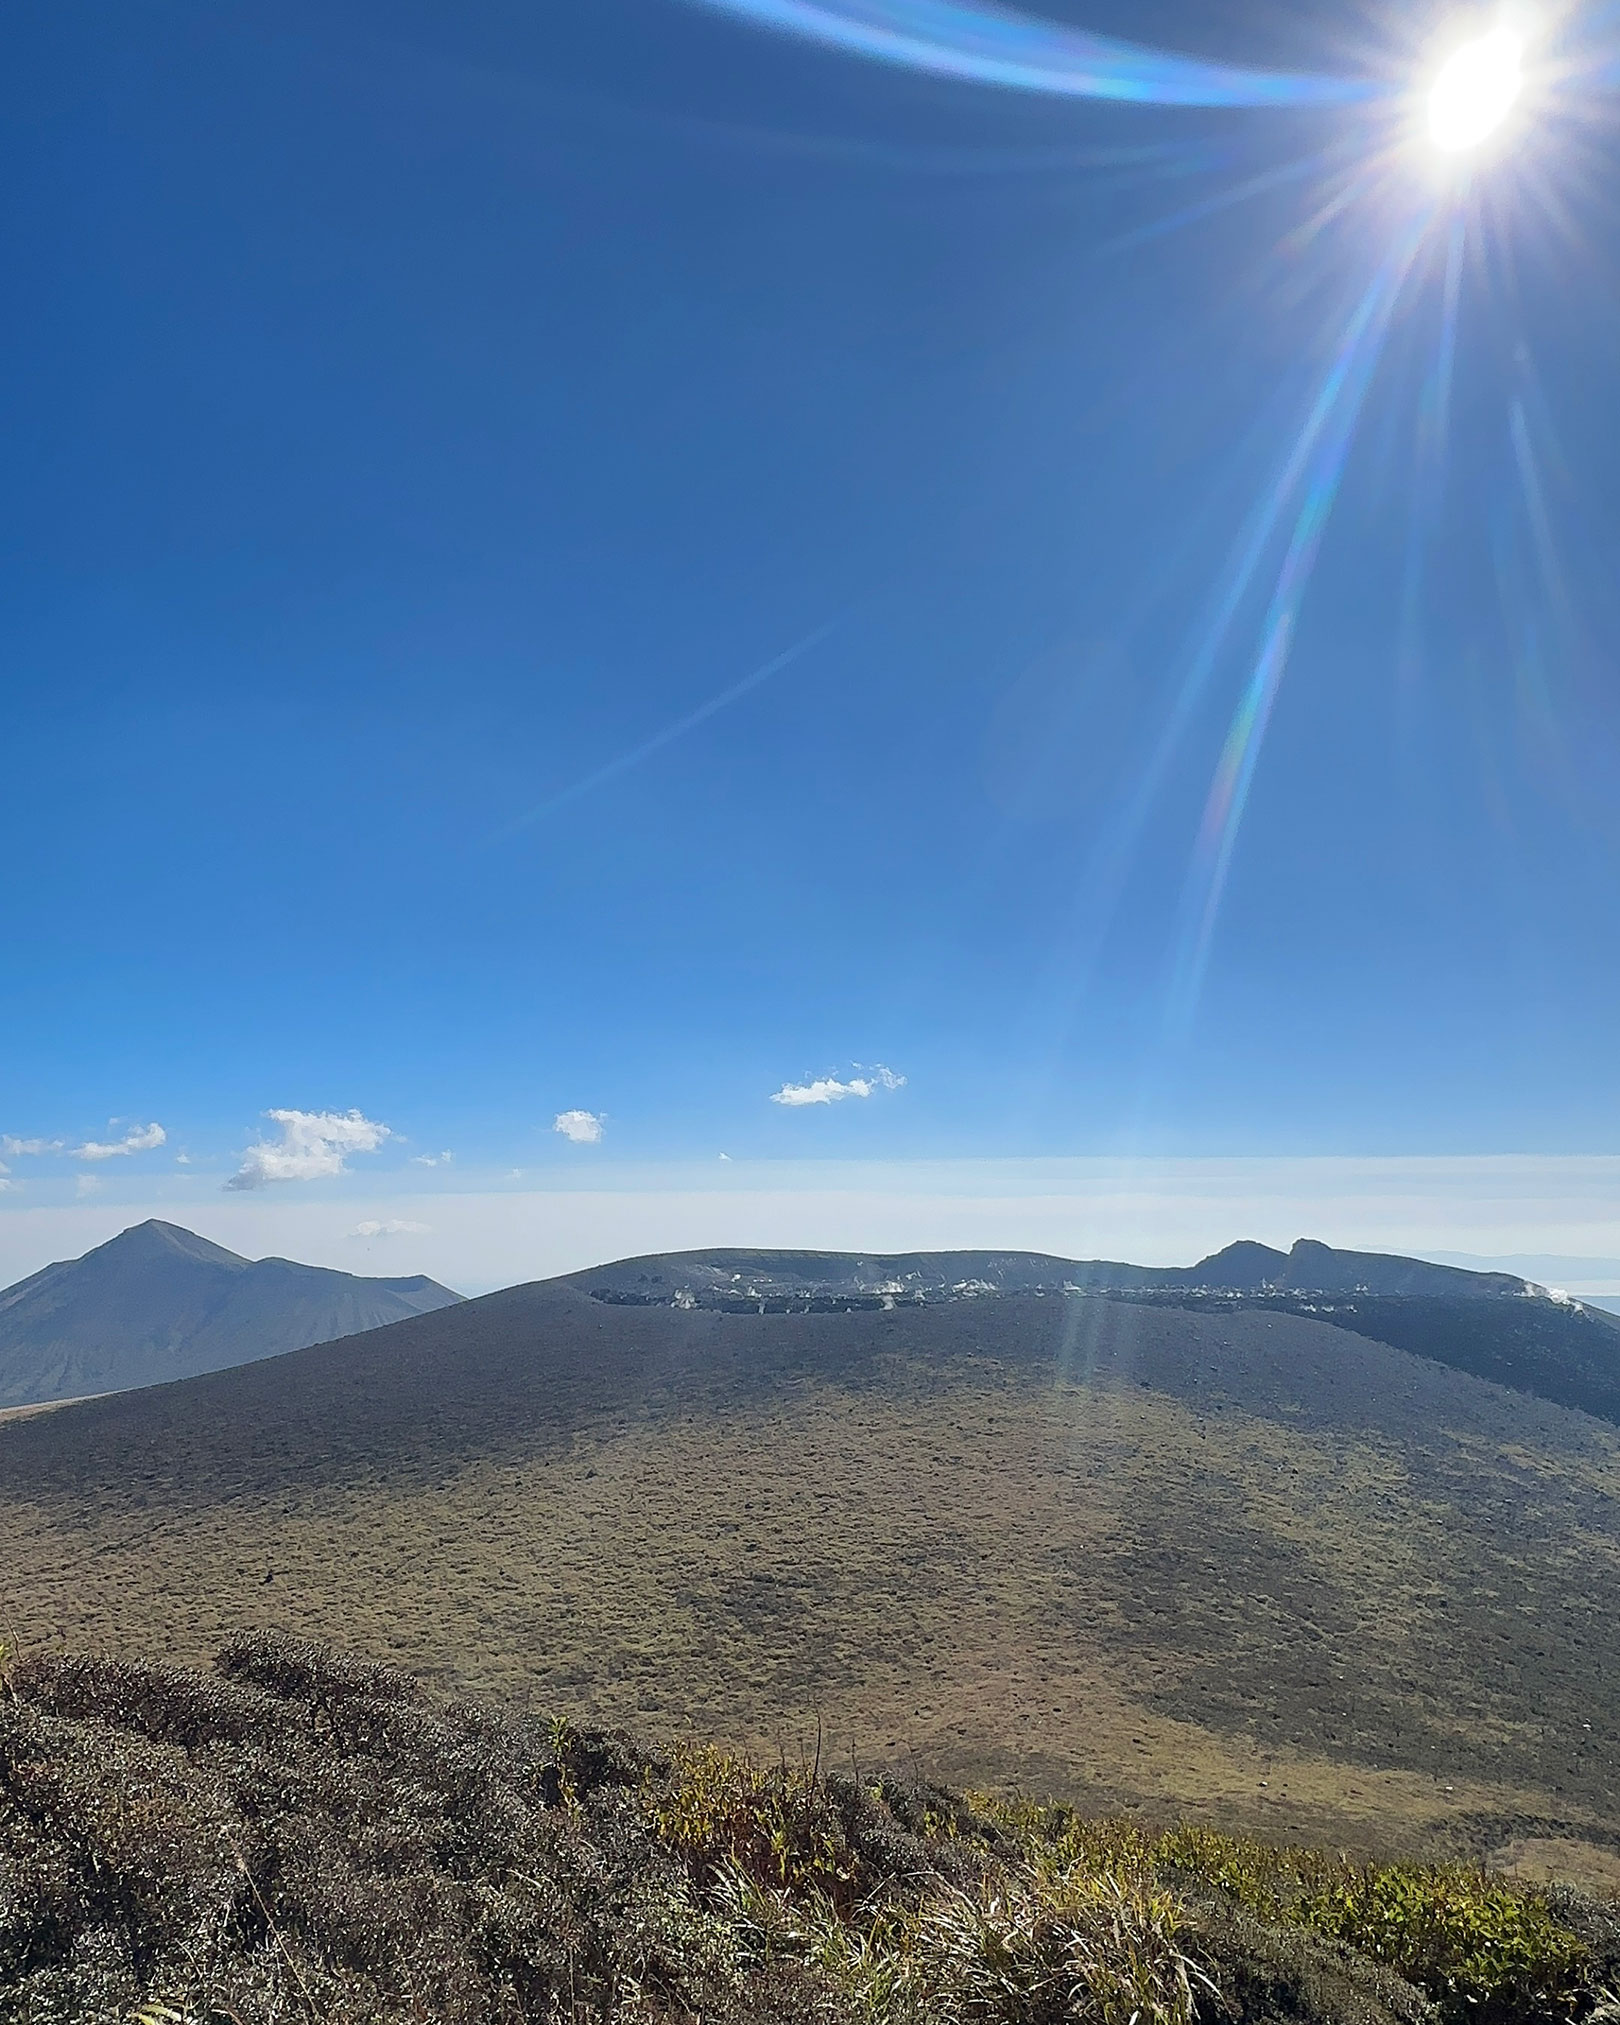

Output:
xmin=3 ymin=1286 xmax=1619 ymax=1883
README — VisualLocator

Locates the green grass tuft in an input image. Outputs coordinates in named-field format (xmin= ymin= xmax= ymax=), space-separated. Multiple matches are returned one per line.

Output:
xmin=966 ymin=1802 xmax=1603 ymax=2023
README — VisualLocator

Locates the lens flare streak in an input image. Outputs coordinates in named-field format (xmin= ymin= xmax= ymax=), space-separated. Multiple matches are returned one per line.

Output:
xmin=1166 ymin=211 xmax=1433 ymax=1030
xmin=1082 ymin=226 xmax=1421 ymax=941
xmin=686 ymin=0 xmax=1381 ymax=107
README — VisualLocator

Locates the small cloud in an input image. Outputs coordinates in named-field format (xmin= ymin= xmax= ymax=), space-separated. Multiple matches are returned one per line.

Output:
xmin=226 ymin=1108 xmax=391 ymax=1190
xmin=1 ymin=1136 xmax=63 ymax=1158
xmin=770 ymin=1065 xmax=906 ymax=1108
xmin=0 ymin=1176 xmax=18 ymax=1194
xmin=74 ymin=1121 xmax=167 ymax=1161
xmin=351 ymin=1218 xmax=431 ymax=1238
xmin=506 ymin=1168 xmax=525 ymax=1181
xmin=718 ymin=1152 xmax=731 ymax=1162
xmin=554 ymin=1110 xmax=605 ymax=1145
xmin=175 ymin=1153 xmax=191 ymax=1165
xmin=75 ymin=1173 xmax=103 ymax=1198
xmin=411 ymin=1150 xmax=454 ymax=1167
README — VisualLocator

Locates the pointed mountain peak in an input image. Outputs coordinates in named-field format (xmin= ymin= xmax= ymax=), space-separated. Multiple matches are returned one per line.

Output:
xmin=89 ymin=1221 xmax=250 ymax=1270
xmin=0 ymin=1222 xmax=462 ymax=1409
xmin=1287 ymin=1238 xmax=1339 ymax=1271
xmin=1188 ymin=1240 xmax=1291 ymax=1288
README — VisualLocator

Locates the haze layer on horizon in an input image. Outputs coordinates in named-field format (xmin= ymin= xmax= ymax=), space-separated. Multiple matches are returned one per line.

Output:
xmin=6 ymin=1154 xmax=1620 ymax=1301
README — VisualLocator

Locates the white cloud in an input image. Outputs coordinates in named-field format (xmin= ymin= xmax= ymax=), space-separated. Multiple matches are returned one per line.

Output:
xmin=175 ymin=1153 xmax=191 ymax=1165
xmin=412 ymin=1150 xmax=453 ymax=1167
xmin=351 ymin=1218 xmax=431 ymax=1238
xmin=554 ymin=1110 xmax=605 ymax=1145
xmin=227 ymin=1108 xmax=391 ymax=1191
xmin=771 ymin=1065 xmax=906 ymax=1108
xmin=1 ymin=1136 xmax=63 ymax=1158
xmin=75 ymin=1174 xmax=103 ymax=1198
xmin=74 ymin=1121 xmax=167 ymax=1161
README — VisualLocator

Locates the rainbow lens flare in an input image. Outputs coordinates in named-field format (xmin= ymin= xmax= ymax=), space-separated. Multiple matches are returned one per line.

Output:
xmin=688 ymin=0 xmax=1380 ymax=107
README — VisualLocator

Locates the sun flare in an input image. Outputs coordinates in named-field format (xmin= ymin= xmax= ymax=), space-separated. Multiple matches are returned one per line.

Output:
xmin=1428 ymin=26 xmax=1524 ymax=152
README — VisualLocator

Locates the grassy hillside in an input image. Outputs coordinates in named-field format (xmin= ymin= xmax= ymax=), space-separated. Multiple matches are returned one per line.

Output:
xmin=3 ymin=1633 xmax=1616 ymax=2025
xmin=2 ymin=1279 xmax=1620 ymax=1880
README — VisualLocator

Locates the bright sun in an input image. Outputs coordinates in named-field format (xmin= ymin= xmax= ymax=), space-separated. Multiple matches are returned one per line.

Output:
xmin=1428 ymin=27 xmax=1524 ymax=152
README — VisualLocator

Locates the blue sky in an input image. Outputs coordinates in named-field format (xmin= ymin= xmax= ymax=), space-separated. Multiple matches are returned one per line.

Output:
xmin=4 ymin=0 xmax=1619 ymax=1281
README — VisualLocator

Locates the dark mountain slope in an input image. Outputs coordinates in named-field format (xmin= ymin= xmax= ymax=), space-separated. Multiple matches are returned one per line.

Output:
xmin=0 ymin=1218 xmax=461 ymax=1407
xmin=1131 ymin=1289 xmax=1620 ymax=1428
xmin=579 ymin=1240 xmax=1620 ymax=1422
xmin=3 ymin=1264 xmax=1619 ymax=1870
xmin=1271 ymin=1239 xmax=1525 ymax=1296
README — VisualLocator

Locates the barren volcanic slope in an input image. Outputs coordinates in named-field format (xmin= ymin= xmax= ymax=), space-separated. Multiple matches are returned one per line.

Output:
xmin=3 ymin=1255 xmax=1619 ymax=1882
xmin=0 ymin=1219 xmax=461 ymax=1408
xmin=587 ymin=1240 xmax=1620 ymax=1424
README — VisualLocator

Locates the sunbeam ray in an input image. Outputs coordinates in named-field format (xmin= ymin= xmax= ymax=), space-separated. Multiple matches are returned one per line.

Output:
xmin=1079 ymin=222 xmax=1422 ymax=941
xmin=989 ymin=165 xmax=1437 ymax=1079
xmin=1396 ymin=211 xmax=1465 ymax=713
xmin=1164 ymin=208 xmax=1435 ymax=1033
xmin=1094 ymin=146 xmax=1333 ymax=257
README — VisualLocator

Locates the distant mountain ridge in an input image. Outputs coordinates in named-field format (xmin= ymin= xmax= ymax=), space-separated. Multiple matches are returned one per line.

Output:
xmin=0 ymin=1219 xmax=462 ymax=1409
xmin=581 ymin=1236 xmax=1535 ymax=1306
xmin=5 ymin=1224 xmax=1613 ymax=1423
xmin=580 ymin=1237 xmax=1620 ymax=1424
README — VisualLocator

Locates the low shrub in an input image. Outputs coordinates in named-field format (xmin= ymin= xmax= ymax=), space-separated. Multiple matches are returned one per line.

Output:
xmin=0 ymin=1635 xmax=1611 ymax=2025
xmin=1301 ymin=1865 xmax=1591 ymax=2023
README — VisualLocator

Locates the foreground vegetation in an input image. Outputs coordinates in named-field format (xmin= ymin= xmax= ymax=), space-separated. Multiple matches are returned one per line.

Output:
xmin=2 ymin=1635 xmax=1616 ymax=2024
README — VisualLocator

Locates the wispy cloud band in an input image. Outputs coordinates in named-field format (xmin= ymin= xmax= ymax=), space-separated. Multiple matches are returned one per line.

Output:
xmin=75 ymin=1122 xmax=167 ymax=1161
